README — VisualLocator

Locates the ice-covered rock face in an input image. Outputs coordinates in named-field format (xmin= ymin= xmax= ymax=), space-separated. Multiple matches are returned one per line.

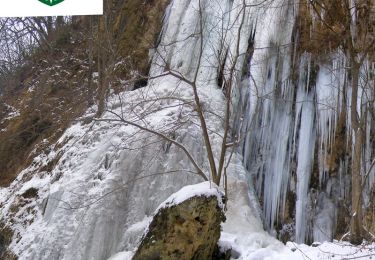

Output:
xmin=0 ymin=1 xmax=261 ymax=258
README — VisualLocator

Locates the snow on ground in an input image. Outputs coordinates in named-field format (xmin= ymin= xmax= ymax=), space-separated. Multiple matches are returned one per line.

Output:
xmin=288 ymin=241 xmax=375 ymax=260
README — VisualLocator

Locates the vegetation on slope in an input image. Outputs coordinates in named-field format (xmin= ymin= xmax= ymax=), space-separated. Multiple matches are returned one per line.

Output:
xmin=0 ymin=0 xmax=169 ymax=187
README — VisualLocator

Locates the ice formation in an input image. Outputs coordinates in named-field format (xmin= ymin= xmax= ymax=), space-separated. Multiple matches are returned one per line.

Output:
xmin=240 ymin=0 xmax=375 ymax=244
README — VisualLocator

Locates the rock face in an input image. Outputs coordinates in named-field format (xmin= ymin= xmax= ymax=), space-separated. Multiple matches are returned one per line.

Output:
xmin=133 ymin=194 xmax=225 ymax=260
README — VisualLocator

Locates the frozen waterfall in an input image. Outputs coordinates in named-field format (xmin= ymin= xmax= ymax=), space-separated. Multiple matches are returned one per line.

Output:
xmin=1 ymin=1 xmax=374 ymax=259
xmin=240 ymin=0 xmax=375 ymax=244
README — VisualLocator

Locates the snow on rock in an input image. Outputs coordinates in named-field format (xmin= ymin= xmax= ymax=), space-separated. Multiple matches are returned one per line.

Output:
xmin=156 ymin=181 xmax=224 ymax=211
xmin=107 ymin=251 xmax=134 ymax=260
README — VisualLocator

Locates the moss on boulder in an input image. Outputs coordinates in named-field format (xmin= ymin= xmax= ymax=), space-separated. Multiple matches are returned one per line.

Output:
xmin=133 ymin=193 xmax=225 ymax=260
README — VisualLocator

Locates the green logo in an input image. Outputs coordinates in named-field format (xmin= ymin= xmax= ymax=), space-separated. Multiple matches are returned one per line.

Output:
xmin=39 ymin=0 xmax=65 ymax=6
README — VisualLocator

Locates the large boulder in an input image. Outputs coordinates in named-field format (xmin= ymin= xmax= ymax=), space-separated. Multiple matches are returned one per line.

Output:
xmin=133 ymin=182 xmax=225 ymax=260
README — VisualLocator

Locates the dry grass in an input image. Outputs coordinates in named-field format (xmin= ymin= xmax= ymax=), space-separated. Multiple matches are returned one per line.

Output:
xmin=0 ymin=26 xmax=91 ymax=186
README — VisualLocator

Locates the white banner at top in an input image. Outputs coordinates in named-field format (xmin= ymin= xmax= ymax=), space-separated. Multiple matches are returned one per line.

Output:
xmin=0 ymin=0 xmax=103 ymax=17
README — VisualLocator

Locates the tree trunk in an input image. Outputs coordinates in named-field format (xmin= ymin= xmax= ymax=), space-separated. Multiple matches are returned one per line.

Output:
xmin=350 ymin=61 xmax=364 ymax=245
xmin=351 ymin=127 xmax=364 ymax=244
xmin=96 ymin=17 xmax=106 ymax=117
xmin=87 ymin=16 xmax=95 ymax=106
